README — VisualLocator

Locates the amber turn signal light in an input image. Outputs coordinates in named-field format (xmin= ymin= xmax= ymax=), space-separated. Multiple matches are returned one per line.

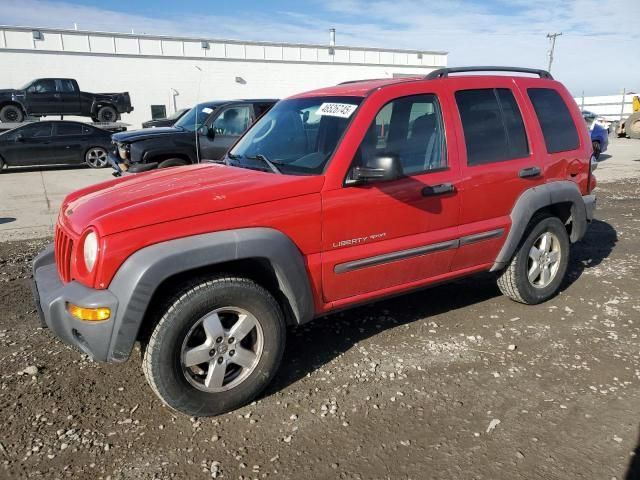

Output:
xmin=67 ymin=303 xmax=111 ymax=321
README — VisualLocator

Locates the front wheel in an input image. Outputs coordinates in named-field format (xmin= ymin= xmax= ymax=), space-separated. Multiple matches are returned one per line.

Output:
xmin=142 ymin=276 xmax=286 ymax=416
xmin=85 ymin=147 xmax=108 ymax=168
xmin=0 ymin=105 xmax=24 ymax=123
xmin=497 ymin=214 xmax=570 ymax=305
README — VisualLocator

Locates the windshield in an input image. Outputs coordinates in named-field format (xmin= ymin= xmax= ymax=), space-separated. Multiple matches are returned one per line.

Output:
xmin=175 ymin=104 xmax=217 ymax=131
xmin=168 ymin=108 xmax=188 ymax=120
xmin=229 ymin=96 xmax=362 ymax=175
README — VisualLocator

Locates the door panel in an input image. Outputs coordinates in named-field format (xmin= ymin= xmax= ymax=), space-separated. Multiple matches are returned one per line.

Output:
xmin=56 ymin=80 xmax=80 ymax=114
xmin=321 ymin=92 xmax=460 ymax=302
xmin=26 ymin=79 xmax=60 ymax=114
xmin=52 ymin=123 xmax=85 ymax=164
xmin=447 ymin=82 xmax=545 ymax=272
xmin=3 ymin=123 xmax=54 ymax=166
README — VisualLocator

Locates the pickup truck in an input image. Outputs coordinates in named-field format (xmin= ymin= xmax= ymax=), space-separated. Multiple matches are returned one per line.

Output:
xmin=0 ymin=78 xmax=133 ymax=123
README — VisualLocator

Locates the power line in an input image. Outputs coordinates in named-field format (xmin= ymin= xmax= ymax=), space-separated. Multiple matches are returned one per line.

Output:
xmin=546 ymin=32 xmax=562 ymax=72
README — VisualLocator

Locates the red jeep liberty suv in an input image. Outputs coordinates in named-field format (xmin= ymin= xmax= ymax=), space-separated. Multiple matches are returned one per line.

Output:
xmin=32 ymin=67 xmax=597 ymax=416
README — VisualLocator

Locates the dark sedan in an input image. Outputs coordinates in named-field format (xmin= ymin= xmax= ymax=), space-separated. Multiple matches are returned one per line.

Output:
xmin=142 ymin=108 xmax=190 ymax=128
xmin=0 ymin=121 xmax=112 ymax=171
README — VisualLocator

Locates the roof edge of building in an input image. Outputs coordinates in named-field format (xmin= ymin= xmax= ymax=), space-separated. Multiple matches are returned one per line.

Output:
xmin=0 ymin=24 xmax=449 ymax=56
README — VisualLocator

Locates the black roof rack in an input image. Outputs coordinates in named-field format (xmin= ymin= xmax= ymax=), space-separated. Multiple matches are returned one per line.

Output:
xmin=425 ymin=66 xmax=553 ymax=80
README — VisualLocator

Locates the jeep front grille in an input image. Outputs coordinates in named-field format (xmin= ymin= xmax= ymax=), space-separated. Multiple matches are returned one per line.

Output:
xmin=54 ymin=225 xmax=74 ymax=283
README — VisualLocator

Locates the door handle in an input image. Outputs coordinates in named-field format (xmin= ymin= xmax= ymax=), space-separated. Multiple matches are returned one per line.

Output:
xmin=422 ymin=183 xmax=455 ymax=197
xmin=519 ymin=166 xmax=541 ymax=178
xmin=53 ymin=93 xmax=61 ymax=98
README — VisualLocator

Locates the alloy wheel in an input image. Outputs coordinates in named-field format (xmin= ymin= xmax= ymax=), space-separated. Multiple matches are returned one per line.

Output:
xmin=527 ymin=231 xmax=561 ymax=288
xmin=180 ymin=307 xmax=264 ymax=393
xmin=86 ymin=148 xmax=108 ymax=168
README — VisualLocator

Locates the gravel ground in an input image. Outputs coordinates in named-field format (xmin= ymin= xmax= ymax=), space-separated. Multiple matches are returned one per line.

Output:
xmin=1 ymin=176 xmax=640 ymax=479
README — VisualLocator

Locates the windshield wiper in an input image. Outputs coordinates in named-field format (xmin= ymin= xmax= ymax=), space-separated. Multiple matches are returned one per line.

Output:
xmin=244 ymin=154 xmax=282 ymax=174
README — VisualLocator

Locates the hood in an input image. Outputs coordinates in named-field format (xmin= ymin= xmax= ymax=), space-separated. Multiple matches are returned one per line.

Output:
xmin=0 ymin=89 xmax=16 ymax=96
xmin=61 ymin=163 xmax=324 ymax=236
xmin=112 ymin=127 xmax=185 ymax=143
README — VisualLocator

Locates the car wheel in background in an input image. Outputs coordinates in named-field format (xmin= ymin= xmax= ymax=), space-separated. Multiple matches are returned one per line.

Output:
xmin=592 ymin=140 xmax=601 ymax=160
xmin=0 ymin=105 xmax=25 ymax=123
xmin=158 ymin=158 xmax=188 ymax=169
xmin=96 ymin=106 xmax=117 ymax=123
xmin=85 ymin=147 xmax=109 ymax=168
xmin=142 ymin=276 xmax=286 ymax=416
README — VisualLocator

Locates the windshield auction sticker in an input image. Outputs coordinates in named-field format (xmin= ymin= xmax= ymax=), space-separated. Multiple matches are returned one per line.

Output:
xmin=317 ymin=103 xmax=358 ymax=118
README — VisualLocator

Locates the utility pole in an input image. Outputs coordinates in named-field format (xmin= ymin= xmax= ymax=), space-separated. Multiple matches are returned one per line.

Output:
xmin=546 ymin=32 xmax=562 ymax=72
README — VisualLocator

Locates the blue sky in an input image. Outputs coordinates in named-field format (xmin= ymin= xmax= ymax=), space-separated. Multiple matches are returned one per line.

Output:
xmin=1 ymin=0 xmax=638 ymax=95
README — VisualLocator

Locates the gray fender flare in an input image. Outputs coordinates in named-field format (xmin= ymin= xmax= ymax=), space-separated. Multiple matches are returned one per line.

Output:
xmin=106 ymin=228 xmax=314 ymax=361
xmin=490 ymin=181 xmax=588 ymax=272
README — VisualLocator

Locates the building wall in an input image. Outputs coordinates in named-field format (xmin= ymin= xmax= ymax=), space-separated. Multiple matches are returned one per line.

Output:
xmin=0 ymin=26 xmax=447 ymax=128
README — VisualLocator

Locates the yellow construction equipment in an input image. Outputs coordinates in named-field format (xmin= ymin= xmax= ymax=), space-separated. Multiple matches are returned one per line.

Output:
xmin=618 ymin=95 xmax=640 ymax=139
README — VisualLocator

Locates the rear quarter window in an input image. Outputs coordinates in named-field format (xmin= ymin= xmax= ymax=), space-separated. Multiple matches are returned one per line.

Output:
xmin=527 ymin=88 xmax=580 ymax=153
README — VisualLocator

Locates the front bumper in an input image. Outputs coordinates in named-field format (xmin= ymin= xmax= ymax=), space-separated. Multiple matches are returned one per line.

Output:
xmin=32 ymin=245 xmax=119 ymax=361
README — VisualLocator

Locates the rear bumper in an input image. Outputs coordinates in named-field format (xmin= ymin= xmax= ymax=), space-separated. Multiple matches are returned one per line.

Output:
xmin=583 ymin=194 xmax=596 ymax=222
xmin=32 ymin=245 xmax=119 ymax=362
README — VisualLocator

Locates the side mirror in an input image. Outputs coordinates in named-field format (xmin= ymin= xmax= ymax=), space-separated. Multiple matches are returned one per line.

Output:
xmin=352 ymin=154 xmax=402 ymax=183
xmin=15 ymin=133 xmax=24 ymax=142
xmin=198 ymin=125 xmax=215 ymax=139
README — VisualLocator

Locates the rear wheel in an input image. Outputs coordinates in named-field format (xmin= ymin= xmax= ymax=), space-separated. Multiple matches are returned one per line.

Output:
xmin=592 ymin=140 xmax=601 ymax=160
xmin=96 ymin=106 xmax=117 ymax=123
xmin=85 ymin=147 xmax=108 ymax=168
xmin=0 ymin=105 xmax=24 ymax=123
xmin=142 ymin=276 xmax=286 ymax=416
xmin=497 ymin=214 xmax=570 ymax=305
xmin=158 ymin=158 xmax=188 ymax=169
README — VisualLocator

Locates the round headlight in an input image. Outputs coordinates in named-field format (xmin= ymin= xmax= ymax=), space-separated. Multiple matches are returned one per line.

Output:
xmin=83 ymin=231 xmax=98 ymax=272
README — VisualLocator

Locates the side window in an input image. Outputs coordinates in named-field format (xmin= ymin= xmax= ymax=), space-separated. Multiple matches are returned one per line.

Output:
xmin=56 ymin=80 xmax=76 ymax=93
xmin=528 ymin=88 xmax=580 ymax=153
xmin=19 ymin=123 xmax=53 ymax=138
xmin=55 ymin=123 xmax=83 ymax=136
xmin=355 ymin=94 xmax=447 ymax=176
xmin=29 ymin=80 xmax=56 ymax=94
xmin=212 ymin=106 xmax=252 ymax=136
xmin=455 ymin=88 xmax=529 ymax=166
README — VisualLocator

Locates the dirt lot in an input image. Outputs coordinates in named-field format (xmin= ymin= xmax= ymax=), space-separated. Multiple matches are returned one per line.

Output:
xmin=1 ymin=154 xmax=640 ymax=479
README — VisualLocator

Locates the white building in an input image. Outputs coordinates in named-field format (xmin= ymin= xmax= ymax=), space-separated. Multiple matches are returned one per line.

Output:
xmin=0 ymin=25 xmax=447 ymax=128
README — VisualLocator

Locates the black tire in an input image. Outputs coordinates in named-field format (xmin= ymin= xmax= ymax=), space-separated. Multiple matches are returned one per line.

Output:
xmin=592 ymin=140 xmax=601 ymax=160
xmin=0 ymin=104 xmax=24 ymax=123
xmin=142 ymin=276 xmax=286 ymax=416
xmin=158 ymin=158 xmax=188 ymax=169
xmin=497 ymin=214 xmax=570 ymax=305
xmin=625 ymin=112 xmax=640 ymax=139
xmin=96 ymin=106 xmax=117 ymax=123
xmin=0 ymin=156 xmax=5 ymax=172
xmin=84 ymin=146 xmax=109 ymax=168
